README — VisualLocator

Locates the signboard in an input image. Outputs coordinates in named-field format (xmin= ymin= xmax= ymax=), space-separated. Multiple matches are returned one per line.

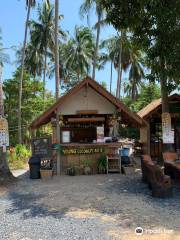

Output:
xmin=97 ymin=126 xmax=104 ymax=143
xmin=0 ymin=118 xmax=9 ymax=147
xmin=162 ymin=112 xmax=174 ymax=144
xmin=62 ymin=147 xmax=104 ymax=155
xmin=62 ymin=131 xmax=70 ymax=143
xmin=32 ymin=137 xmax=52 ymax=157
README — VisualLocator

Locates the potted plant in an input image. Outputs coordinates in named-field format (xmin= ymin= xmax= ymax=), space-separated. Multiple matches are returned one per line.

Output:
xmin=98 ymin=155 xmax=107 ymax=174
xmin=67 ymin=163 xmax=76 ymax=176
xmin=83 ymin=159 xmax=92 ymax=175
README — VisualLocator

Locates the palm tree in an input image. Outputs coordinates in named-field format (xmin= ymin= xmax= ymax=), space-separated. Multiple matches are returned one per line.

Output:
xmin=127 ymin=60 xmax=144 ymax=101
xmin=115 ymin=30 xmax=132 ymax=99
xmin=101 ymin=32 xmax=131 ymax=98
xmin=100 ymin=37 xmax=118 ymax=93
xmin=18 ymin=0 xmax=36 ymax=144
xmin=64 ymin=26 xmax=95 ymax=81
xmin=29 ymin=2 xmax=57 ymax=103
xmin=80 ymin=0 xmax=104 ymax=80
xmin=18 ymin=0 xmax=50 ymax=143
xmin=55 ymin=0 xmax=60 ymax=101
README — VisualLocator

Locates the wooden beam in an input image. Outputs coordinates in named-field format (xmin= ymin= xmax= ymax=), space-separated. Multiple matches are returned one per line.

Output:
xmin=76 ymin=110 xmax=98 ymax=115
xmin=68 ymin=117 xmax=105 ymax=123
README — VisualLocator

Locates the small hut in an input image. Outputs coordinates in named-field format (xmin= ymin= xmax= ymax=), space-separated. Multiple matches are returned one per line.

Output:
xmin=30 ymin=77 xmax=145 ymax=174
xmin=138 ymin=94 xmax=180 ymax=159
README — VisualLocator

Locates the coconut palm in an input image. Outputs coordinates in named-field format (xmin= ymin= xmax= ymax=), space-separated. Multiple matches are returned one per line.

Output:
xmin=18 ymin=0 xmax=37 ymax=144
xmin=101 ymin=32 xmax=131 ymax=97
xmin=55 ymin=0 xmax=60 ymax=100
xmin=64 ymin=26 xmax=95 ymax=81
xmin=127 ymin=59 xmax=144 ymax=100
xmin=80 ymin=0 xmax=104 ymax=80
xmin=29 ymin=2 xmax=57 ymax=102
xmin=100 ymin=37 xmax=118 ymax=93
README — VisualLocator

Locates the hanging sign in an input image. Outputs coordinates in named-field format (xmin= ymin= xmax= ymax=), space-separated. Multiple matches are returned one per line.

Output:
xmin=162 ymin=112 xmax=174 ymax=144
xmin=97 ymin=126 xmax=104 ymax=143
xmin=0 ymin=117 xmax=9 ymax=147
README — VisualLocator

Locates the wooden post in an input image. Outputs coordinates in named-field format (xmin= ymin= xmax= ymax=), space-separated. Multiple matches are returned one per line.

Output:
xmin=56 ymin=113 xmax=61 ymax=175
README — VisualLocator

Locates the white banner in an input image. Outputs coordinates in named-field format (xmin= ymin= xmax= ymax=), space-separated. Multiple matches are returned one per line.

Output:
xmin=162 ymin=112 xmax=174 ymax=144
xmin=0 ymin=118 xmax=9 ymax=147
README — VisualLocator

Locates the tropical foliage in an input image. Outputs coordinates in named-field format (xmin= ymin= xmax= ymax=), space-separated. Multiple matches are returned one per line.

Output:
xmin=4 ymin=69 xmax=54 ymax=145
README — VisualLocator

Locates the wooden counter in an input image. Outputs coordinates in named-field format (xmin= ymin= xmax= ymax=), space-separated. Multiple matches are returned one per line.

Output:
xmin=60 ymin=142 xmax=122 ymax=174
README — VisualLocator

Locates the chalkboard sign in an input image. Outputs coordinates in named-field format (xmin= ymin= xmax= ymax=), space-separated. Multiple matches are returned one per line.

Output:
xmin=32 ymin=137 xmax=52 ymax=158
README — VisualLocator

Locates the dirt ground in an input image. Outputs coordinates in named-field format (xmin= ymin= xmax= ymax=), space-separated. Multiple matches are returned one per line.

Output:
xmin=0 ymin=171 xmax=180 ymax=240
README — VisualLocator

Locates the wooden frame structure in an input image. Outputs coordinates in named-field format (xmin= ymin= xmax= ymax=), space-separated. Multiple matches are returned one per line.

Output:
xmin=30 ymin=77 xmax=145 ymax=175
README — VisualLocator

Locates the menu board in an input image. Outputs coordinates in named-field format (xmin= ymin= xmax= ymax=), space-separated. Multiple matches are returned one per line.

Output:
xmin=32 ymin=137 xmax=51 ymax=157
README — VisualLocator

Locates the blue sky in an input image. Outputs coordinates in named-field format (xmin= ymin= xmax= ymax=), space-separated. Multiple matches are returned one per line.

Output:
xmin=0 ymin=0 xmax=121 ymax=94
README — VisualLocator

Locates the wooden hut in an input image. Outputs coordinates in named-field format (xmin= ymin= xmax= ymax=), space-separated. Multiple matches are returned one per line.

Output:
xmin=30 ymin=77 xmax=145 ymax=175
xmin=138 ymin=94 xmax=180 ymax=159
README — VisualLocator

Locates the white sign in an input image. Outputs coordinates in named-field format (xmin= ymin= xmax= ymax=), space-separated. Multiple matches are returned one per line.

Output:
xmin=162 ymin=112 xmax=174 ymax=144
xmin=0 ymin=118 xmax=9 ymax=147
xmin=97 ymin=126 xmax=104 ymax=143
xmin=62 ymin=131 xmax=70 ymax=143
xmin=163 ymin=130 xmax=174 ymax=144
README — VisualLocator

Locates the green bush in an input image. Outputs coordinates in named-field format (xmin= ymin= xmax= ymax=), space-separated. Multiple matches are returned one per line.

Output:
xmin=8 ymin=144 xmax=31 ymax=170
xmin=97 ymin=155 xmax=107 ymax=174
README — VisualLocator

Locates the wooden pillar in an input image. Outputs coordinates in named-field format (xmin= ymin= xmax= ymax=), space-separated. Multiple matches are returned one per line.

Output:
xmin=140 ymin=123 xmax=150 ymax=154
xmin=56 ymin=118 xmax=61 ymax=175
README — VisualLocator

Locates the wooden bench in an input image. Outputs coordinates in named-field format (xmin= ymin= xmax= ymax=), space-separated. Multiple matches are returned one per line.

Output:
xmin=163 ymin=152 xmax=180 ymax=181
xmin=141 ymin=155 xmax=172 ymax=198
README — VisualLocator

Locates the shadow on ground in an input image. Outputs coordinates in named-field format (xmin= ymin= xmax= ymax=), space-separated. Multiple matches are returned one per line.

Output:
xmin=6 ymin=191 xmax=67 ymax=219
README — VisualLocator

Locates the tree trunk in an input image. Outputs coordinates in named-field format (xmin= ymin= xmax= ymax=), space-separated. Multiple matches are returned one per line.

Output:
xmin=43 ymin=49 xmax=47 ymax=108
xmin=116 ymin=41 xmax=122 ymax=99
xmin=18 ymin=3 xmax=31 ymax=144
xmin=160 ymin=57 xmax=173 ymax=152
xmin=55 ymin=0 xmax=61 ymax=175
xmin=55 ymin=0 xmax=60 ymax=100
xmin=116 ymin=34 xmax=123 ymax=99
xmin=92 ymin=12 xmax=101 ymax=80
xmin=110 ymin=61 xmax=113 ymax=93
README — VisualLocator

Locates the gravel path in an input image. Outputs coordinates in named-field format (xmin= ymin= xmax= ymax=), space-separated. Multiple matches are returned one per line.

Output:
xmin=0 ymin=171 xmax=180 ymax=240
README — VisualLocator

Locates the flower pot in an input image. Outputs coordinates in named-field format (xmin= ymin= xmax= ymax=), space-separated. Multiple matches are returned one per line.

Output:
xmin=67 ymin=168 xmax=76 ymax=176
xmin=40 ymin=169 xmax=53 ymax=179
xmin=84 ymin=166 xmax=91 ymax=175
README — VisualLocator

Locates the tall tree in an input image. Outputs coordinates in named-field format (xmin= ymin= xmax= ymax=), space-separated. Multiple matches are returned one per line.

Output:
xmin=80 ymin=0 xmax=104 ymax=80
xmin=63 ymin=26 xmax=95 ymax=81
xmin=4 ymin=69 xmax=54 ymax=146
xmin=29 ymin=2 xmax=58 ymax=103
xmin=18 ymin=0 xmax=36 ymax=144
xmin=100 ymin=37 xmax=117 ymax=93
xmin=101 ymin=33 xmax=131 ymax=98
xmin=101 ymin=0 xmax=180 ymax=149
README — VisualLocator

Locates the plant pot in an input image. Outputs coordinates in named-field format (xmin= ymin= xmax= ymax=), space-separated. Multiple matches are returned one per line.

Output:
xmin=40 ymin=169 xmax=53 ymax=179
xmin=67 ymin=168 xmax=75 ymax=176
xmin=84 ymin=166 xmax=91 ymax=175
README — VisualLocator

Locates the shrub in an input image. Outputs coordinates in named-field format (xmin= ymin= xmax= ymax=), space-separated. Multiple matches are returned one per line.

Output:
xmin=97 ymin=155 xmax=107 ymax=174
xmin=8 ymin=144 xmax=31 ymax=170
